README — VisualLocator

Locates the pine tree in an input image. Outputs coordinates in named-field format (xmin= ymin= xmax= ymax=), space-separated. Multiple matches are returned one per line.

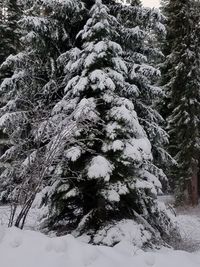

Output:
xmin=46 ymin=0 xmax=178 ymax=246
xmin=161 ymin=0 xmax=200 ymax=205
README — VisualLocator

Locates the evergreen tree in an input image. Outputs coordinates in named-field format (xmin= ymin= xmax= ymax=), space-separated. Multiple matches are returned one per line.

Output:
xmin=46 ymin=0 xmax=177 ymax=245
xmin=0 ymin=0 xmax=21 ymax=76
xmin=0 ymin=0 xmax=22 ymax=190
xmin=161 ymin=0 xmax=200 ymax=205
xmin=0 ymin=0 xmax=84 ymax=206
xmin=110 ymin=1 xmax=171 ymax=188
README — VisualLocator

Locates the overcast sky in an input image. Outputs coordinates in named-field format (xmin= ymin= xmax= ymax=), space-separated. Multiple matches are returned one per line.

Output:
xmin=142 ymin=0 xmax=160 ymax=7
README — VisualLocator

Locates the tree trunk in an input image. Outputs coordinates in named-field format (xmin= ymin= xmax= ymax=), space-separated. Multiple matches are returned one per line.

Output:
xmin=190 ymin=164 xmax=198 ymax=206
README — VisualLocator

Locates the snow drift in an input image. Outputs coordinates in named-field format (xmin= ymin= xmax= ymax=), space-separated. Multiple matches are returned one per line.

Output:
xmin=0 ymin=226 xmax=200 ymax=267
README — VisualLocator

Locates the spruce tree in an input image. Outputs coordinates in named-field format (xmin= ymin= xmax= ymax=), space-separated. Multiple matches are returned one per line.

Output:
xmin=0 ymin=0 xmax=22 ymax=192
xmin=0 ymin=0 xmax=83 ymax=205
xmin=46 ymin=0 xmax=178 ymax=245
xmin=110 ymin=1 xmax=171 ymax=188
xmin=161 ymin=0 xmax=200 ymax=205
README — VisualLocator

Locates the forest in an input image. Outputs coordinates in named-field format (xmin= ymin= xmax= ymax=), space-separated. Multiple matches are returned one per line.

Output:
xmin=0 ymin=1 xmax=200 ymax=266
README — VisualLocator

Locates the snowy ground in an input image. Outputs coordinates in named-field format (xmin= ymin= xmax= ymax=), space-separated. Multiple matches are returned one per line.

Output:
xmin=0 ymin=226 xmax=200 ymax=267
xmin=176 ymin=206 xmax=200 ymax=252
xmin=0 ymin=200 xmax=200 ymax=267
xmin=0 ymin=205 xmax=45 ymax=230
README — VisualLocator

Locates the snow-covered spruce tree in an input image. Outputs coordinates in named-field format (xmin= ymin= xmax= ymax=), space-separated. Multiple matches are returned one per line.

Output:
xmin=109 ymin=1 xmax=171 ymax=189
xmin=0 ymin=0 xmax=22 ymax=194
xmin=161 ymin=0 xmax=200 ymax=205
xmin=159 ymin=0 xmax=174 ymax=122
xmin=46 ymin=0 xmax=178 ymax=246
xmin=0 ymin=0 xmax=84 ymax=208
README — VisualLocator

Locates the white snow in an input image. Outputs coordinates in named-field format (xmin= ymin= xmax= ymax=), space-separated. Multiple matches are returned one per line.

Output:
xmin=142 ymin=170 xmax=162 ymax=189
xmin=20 ymin=16 xmax=49 ymax=31
xmin=65 ymin=146 xmax=82 ymax=162
xmin=112 ymin=140 xmax=124 ymax=151
xmin=94 ymin=41 xmax=107 ymax=53
xmin=89 ymin=69 xmax=116 ymax=91
xmin=110 ymin=104 xmax=134 ymax=122
xmin=0 ymin=225 xmax=199 ymax=267
xmin=0 ymin=203 xmax=200 ymax=266
xmin=64 ymin=75 xmax=79 ymax=93
xmin=74 ymin=98 xmax=98 ymax=121
xmin=176 ymin=206 xmax=200 ymax=251
xmin=124 ymin=137 xmax=152 ymax=162
xmin=84 ymin=52 xmax=97 ymax=68
xmin=73 ymin=76 xmax=88 ymax=94
xmin=0 ymin=53 xmax=26 ymax=69
xmin=87 ymin=155 xmax=114 ymax=181
xmin=101 ymin=188 xmax=120 ymax=202
xmin=105 ymin=122 xmax=121 ymax=139
xmin=112 ymin=57 xmax=128 ymax=73
xmin=100 ymin=181 xmax=129 ymax=203
xmin=93 ymin=219 xmax=151 ymax=247
xmin=52 ymin=98 xmax=78 ymax=115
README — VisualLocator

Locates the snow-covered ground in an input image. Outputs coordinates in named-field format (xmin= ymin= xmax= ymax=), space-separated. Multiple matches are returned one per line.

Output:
xmin=0 ymin=205 xmax=45 ymax=230
xmin=0 ymin=226 xmax=200 ymax=267
xmin=0 ymin=201 xmax=200 ymax=267
xmin=176 ymin=206 xmax=200 ymax=252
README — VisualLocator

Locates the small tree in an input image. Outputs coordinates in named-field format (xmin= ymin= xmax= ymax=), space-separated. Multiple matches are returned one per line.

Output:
xmin=7 ymin=103 xmax=90 ymax=229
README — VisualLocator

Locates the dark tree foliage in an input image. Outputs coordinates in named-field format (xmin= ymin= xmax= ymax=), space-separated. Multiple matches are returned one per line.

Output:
xmin=161 ymin=0 xmax=200 ymax=204
xmin=0 ymin=0 xmax=21 ymax=79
